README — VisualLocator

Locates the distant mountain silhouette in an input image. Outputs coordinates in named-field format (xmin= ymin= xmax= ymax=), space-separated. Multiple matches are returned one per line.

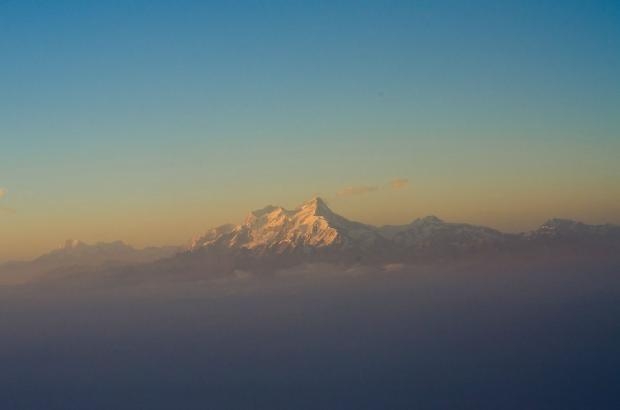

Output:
xmin=0 ymin=240 xmax=180 ymax=284
xmin=2 ymin=197 xmax=619 ymax=283
xmin=163 ymin=197 xmax=620 ymax=276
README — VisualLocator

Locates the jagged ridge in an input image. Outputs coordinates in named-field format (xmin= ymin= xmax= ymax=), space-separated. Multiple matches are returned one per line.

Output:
xmin=3 ymin=197 xmax=620 ymax=282
xmin=189 ymin=197 xmax=620 ymax=265
xmin=191 ymin=197 xmax=385 ymax=254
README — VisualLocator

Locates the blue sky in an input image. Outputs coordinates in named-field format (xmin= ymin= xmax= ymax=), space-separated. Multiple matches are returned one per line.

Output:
xmin=1 ymin=0 xmax=619 ymax=259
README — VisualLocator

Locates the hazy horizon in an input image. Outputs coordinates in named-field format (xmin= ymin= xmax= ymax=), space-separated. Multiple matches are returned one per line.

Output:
xmin=2 ymin=1 xmax=619 ymax=262
xmin=1 ymin=193 xmax=619 ymax=263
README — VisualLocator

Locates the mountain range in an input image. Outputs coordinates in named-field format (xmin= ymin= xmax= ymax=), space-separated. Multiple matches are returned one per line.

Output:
xmin=0 ymin=240 xmax=180 ymax=284
xmin=2 ymin=197 xmax=619 ymax=283
xmin=181 ymin=197 xmax=620 ymax=270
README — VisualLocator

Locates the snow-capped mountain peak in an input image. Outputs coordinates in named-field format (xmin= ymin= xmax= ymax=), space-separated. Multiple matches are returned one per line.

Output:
xmin=297 ymin=196 xmax=333 ymax=216
xmin=188 ymin=198 xmax=620 ymax=269
xmin=190 ymin=197 xmax=382 ymax=253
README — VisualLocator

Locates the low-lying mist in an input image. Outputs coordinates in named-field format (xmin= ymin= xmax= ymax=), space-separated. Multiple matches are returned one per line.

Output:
xmin=1 ymin=258 xmax=619 ymax=409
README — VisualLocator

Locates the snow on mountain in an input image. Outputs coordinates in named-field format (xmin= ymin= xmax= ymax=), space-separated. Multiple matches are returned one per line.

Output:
xmin=191 ymin=197 xmax=620 ymax=262
xmin=389 ymin=216 xmax=510 ymax=253
xmin=190 ymin=197 xmax=385 ymax=254
xmin=3 ymin=196 xmax=619 ymax=284
xmin=530 ymin=218 xmax=620 ymax=239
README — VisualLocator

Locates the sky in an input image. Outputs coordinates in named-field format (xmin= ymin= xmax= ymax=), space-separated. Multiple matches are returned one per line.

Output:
xmin=1 ymin=0 xmax=619 ymax=261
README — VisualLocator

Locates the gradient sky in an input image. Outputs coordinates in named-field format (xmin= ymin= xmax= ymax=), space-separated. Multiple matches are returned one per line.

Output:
xmin=1 ymin=0 xmax=619 ymax=261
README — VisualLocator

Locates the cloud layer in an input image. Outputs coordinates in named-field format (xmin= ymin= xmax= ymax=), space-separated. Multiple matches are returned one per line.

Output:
xmin=337 ymin=178 xmax=409 ymax=197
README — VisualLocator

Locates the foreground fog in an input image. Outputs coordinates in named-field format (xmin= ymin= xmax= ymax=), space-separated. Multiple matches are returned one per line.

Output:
xmin=1 ymin=258 xmax=619 ymax=409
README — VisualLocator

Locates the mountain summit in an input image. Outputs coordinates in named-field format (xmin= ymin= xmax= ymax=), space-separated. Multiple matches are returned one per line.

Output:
xmin=298 ymin=196 xmax=333 ymax=217
xmin=190 ymin=197 xmax=383 ymax=254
